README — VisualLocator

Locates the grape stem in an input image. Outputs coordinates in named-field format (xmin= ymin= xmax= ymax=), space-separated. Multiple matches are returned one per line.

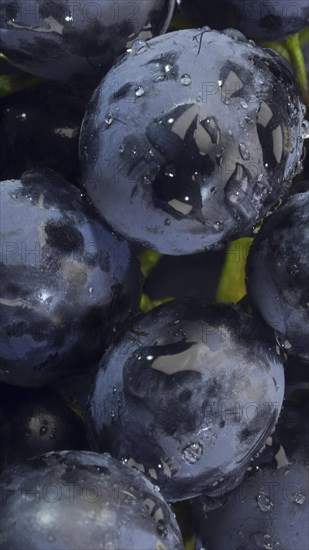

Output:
xmin=215 ymin=237 xmax=253 ymax=304
xmin=284 ymin=33 xmax=309 ymax=108
xmin=139 ymin=249 xmax=163 ymax=278
xmin=139 ymin=249 xmax=174 ymax=312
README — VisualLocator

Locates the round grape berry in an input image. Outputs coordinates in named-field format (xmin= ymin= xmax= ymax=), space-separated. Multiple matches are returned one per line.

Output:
xmin=246 ymin=189 xmax=309 ymax=362
xmin=80 ymin=28 xmax=306 ymax=254
xmin=0 ymin=0 xmax=175 ymax=80
xmin=0 ymin=450 xmax=184 ymax=549
xmin=191 ymin=387 xmax=309 ymax=550
xmin=0 ymin=168 xmax=142 ymax=387
xmin=180 ymin=0 xmax=309 ymax=41
xmin=87 ymin=298 xmax=285 ymax=501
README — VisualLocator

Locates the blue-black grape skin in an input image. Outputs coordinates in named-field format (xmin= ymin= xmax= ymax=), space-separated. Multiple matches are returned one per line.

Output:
xmin=246 ymin=190 xmax=309 ymax=362
xmin=191 ymin=388 xmax=309 ymax=550
xmin=192 ymin=458 xmax=308 ymax=550
xmin=80 ymin=28 xmax=306 ymax=254
xmin=0 ymin=450 xmax=184 ymax=549
xmin=180 ymin=0 xmax=309 ymax=41
xmin=0 ymin=2 xmax=308 ymax=545
xmin=0 ymin=81 xmax=90 ymax=183
xmin=0 ymin=0 xmax=175 ymax=80
xmin=87 ymin=298 xmax=285 ymax=502
xmin=0 ymin=168 xmax=142 ymax=387
xmin=0 ymin=385 xmax=88 ymax=470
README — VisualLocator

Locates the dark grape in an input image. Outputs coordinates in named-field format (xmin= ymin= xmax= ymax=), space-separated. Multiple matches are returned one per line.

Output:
xmin=0 ymin=81 xmax=90 ymax=183
xmin=180 ymin=0 xmax=309 ymax=40
xmin=191 ymin=387 xmax=309 ymax=550
xmin=246 ymin=190 xmax=309 ymax=362
xmin=0 ymin=0 xmax=175 ymax=80
xmin=87 ymin=298 xmax=285 ymax=501
xmin=0 ymin=450 xmax=184 ymax=549
xmin=0 ymin=168 xmax=142 ymax=387
xmin=80 ymin=28 xmax=305 ymax=254
xmin=0 ymin=385 xmax=88 ymax=470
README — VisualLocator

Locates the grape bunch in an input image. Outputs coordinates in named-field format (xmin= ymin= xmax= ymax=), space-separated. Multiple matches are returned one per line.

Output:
xmin=0 ymin=2 xmax=308 ymax=549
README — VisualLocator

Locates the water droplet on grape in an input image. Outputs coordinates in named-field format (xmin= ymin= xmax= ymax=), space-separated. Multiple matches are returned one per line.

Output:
xmin=301 ymin=120 xmax=309 ymax=140
xmin=240 ymin=99 xmax=248 ymax=109
xmin=245 ymin=116 xmax=253 ymax=125
xmin=180 ymin=74 xmax=191 ymax=86
xmin=256 ymin=493 xmax=274 ymax=512
xmin=287 ymin=102 xmax=294 ymax=117
xmin=253 ymin=182 xmax=268 ymax=201
xmin=294 ymin=492 xmax=305 ymax=505
xmin=145 ymin=149 xmax=155 ymax=162
xmin=156 ymin=520 xmax=168 ymax=537
xmin=213 ymin=221 xmax=223 ymax=231
xmin=135 ymin=86 xmax=145 ymax=98
xmin=104 ymin=113 xmax=114 ymax=127
xmin=182 ymin=442 xmax=203 ymax=464
xmin=131 ymin=39 xmax=149 ymax=56
xmin=239 ymin=143 xmax=250 ymax=160
xmin=294 ymin=161 xmax=303 ymax=175
xmin=164 ymin=166 xmax=176 ymax=178
xmin=253 ymin=532 xmax=274 ymax=549
xmin=153 ymin=74 xmax=165 ymax=83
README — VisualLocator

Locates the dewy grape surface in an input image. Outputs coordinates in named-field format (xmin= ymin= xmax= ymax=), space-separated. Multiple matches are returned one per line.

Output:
xmin=0 ymin=3 xmax=308 ymax=549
